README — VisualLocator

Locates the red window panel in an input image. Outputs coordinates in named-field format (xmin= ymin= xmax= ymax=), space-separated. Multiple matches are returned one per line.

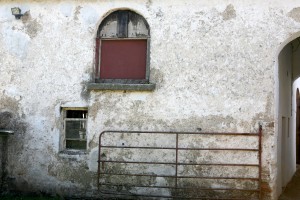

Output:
xmin=100 ymin=40 xmax=147 ymax=80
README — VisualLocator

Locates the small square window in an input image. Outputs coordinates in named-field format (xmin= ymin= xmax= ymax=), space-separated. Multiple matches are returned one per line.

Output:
xmin=63 ymin=109 xmax=88 ymax=150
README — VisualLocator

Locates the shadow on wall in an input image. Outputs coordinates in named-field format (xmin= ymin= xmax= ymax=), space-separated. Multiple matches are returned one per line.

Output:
xmin=0 ymin=111 xmax=26 ymax=135
xmin=0 ymin=111 xmax=26 ymax=195
xmin=0 ymin=112 xmax=15 ymax=130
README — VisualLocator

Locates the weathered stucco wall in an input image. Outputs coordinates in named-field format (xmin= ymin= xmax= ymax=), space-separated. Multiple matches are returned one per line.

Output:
xmin=1 ymin=0 xmax=300 ymax=199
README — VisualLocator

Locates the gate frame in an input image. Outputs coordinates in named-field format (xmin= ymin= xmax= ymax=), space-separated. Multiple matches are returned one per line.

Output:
xmin=97 ymin=126 xmax=262 ymax=199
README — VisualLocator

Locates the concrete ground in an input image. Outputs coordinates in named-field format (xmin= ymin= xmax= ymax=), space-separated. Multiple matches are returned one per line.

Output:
xmin=279 ymin=166 xmax=300 ymax=200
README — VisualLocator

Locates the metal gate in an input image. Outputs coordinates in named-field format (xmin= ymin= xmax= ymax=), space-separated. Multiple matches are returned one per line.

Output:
xmin=98 ymin=126 xmax=262 ymax=199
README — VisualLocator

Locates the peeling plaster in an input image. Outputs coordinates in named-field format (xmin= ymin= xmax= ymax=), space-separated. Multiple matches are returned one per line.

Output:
xmin=146 ymin=0 xmax=153 ymax=9
xmin=79 ymin=6 xmax=99 ymax=28
xmin=22 ymin=11 xmax=42 ymax=39
xmin=288 ymin=7 xmax=300 ymax=23
xmin=222 ymin=4 xmax=236 ymax=21
xmin=2 ymin=25 xmax=30 ymax=60
xmin=73 ymin=6 xmax=82 ymax=21
xmin=59 ymin=3 xmax=73 ymax=18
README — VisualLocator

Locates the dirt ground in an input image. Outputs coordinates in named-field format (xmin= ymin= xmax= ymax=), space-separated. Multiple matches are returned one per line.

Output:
xmin=278 ymin=166 xmax=300 ymax=200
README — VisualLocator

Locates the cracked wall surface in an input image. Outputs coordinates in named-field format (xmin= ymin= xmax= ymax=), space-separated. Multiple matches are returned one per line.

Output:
xmin=1 ymin=0 xmax=300 ymax=199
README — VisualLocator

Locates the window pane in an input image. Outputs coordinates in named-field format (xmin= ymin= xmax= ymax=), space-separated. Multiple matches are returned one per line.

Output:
xmin=66 ymin=120 xmax=86 ymax=139
xmin=100 ymin=40 xmax=147 ymax=79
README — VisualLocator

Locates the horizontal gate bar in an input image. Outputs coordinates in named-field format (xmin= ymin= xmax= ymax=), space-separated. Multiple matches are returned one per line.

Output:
xmin=100 ymin=183 xmax=260 ymax=191
xmin=100 ymin=145 xmax=259 ymax=151
xmin=99 ymin=172 xmax=259 ymax=180
xmin=100 ymin=191 xmax=258 ymax=200
xmin=100 ymin=130 xmax=259 ymax=136
xmin=99 ymin=160 xmax=259 ymax=167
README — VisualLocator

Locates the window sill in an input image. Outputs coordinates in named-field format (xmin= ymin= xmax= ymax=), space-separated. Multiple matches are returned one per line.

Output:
xmin=59 ymin=149 xmax=87 ymax=156
xmin=86 ymin=83 xmax=156 ymax=91
xmin=58 ymin=150 xmax=87 ymax=161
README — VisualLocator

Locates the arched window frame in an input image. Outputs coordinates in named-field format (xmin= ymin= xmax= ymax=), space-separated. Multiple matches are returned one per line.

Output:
xmin=93 ymin=10 xmax=153 ymax=87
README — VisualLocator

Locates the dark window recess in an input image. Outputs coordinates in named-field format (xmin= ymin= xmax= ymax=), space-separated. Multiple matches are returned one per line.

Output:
xmin=95 ymin=10 xmax=150 ymax=84
xmin=65 ymin=110 xmax=87 ymax=150
xmin=66 ymin=110 xmax=88 ymax=118
xmin=117 ymin=11 xmax=128 ymax=38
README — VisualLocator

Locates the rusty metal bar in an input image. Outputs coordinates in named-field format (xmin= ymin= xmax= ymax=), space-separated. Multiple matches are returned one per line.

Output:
xmin=98 ymin=128 xmax=262 ymax=199
xmin=100 ymin=183 xmax=260 ymax=192
xmin=99 ymin=172 xmax=259 ymax=180
xmin=97 ymin=131 xmax=102 ymax=190
xmin=99 ymin=160 xmax=259 ymax=167
xmin=101 ymin=145 xmax=259 ymax=151
xmin=258 ymin=125 xmax=263 ymax=200
xmin=100 ymin=130 xmax=259 ymax=135
xmin=175 ymin=132 xmax=179 ymax=189
xmin=100 ymin=191 xmax=258 ymax=200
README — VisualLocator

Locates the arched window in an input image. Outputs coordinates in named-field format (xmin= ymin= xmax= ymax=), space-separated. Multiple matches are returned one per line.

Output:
xmin=94 ymin=10 xmax=152 ymax=86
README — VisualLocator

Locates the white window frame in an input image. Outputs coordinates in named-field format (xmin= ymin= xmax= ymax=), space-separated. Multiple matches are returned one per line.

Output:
xmin=61 ymin=107 xmax=88 ymax=151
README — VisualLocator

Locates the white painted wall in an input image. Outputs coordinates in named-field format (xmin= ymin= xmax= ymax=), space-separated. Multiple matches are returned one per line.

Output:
xmin=278 ymin=44 xmax=293 ymax=189
xmin=292 ymin=40 xmax=300 ymax=172
xmin=292 ymin=77 xmax=300 ymax=165
xmin=1 ymin=0 xmax=300 ymax=199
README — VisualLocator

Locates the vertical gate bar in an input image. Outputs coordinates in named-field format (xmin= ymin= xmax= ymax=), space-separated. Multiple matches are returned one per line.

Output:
xmin=97 ymin=132 xmax=103 ymax=190
xmin=175 ymin=133 xmax=179 ymax=189
xmin=258 ymin=125 xmax=262 ymax=200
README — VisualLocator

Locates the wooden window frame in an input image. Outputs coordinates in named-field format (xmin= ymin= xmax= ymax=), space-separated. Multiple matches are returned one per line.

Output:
xmin=94 ymin=10 xmax=151 ymax=84
xmin=62 ymin=108 xmax=88 ymax=151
